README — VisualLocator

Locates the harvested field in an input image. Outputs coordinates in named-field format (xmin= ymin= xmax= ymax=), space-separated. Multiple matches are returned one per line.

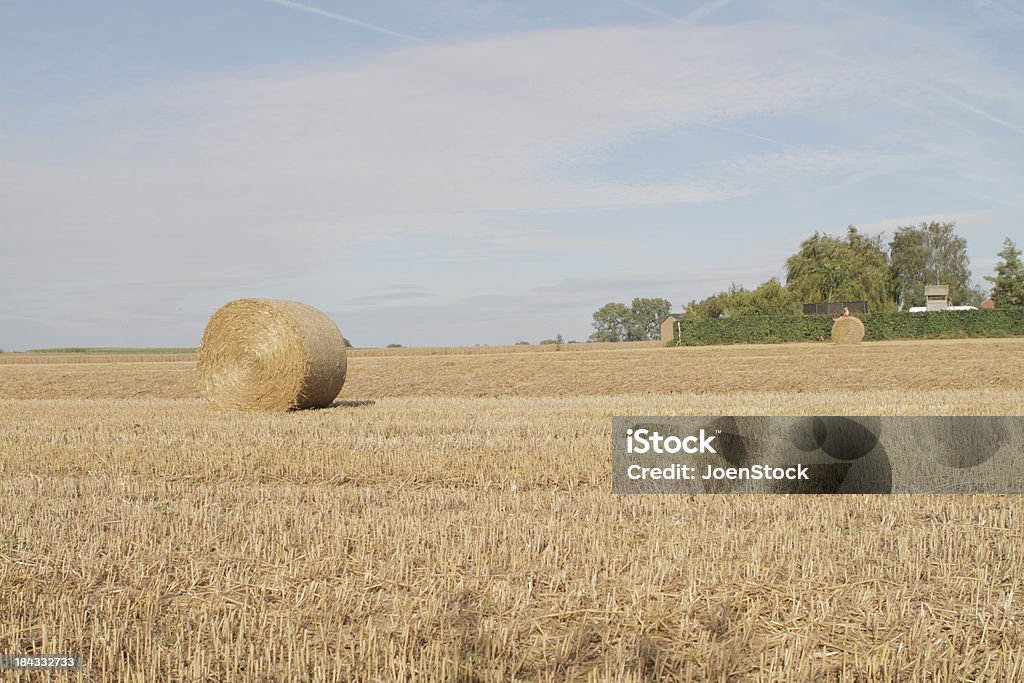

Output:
xmin=1 ymin=338 xmax=1023 ymax=680
xmin=0 ymin=337 xmax=1021 ymax=400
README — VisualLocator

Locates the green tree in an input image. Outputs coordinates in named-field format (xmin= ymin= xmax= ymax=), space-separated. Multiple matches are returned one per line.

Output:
xmin=785 ymin=226 xmax=893 ymax=311
xmin=590 ymin=298 xmax=671 ymax=341
xmin=687 ymin=279 xmax=800 ymax=321
xmin=750 ymin=278 xmax=802 ymax=316
xmin=628 ymin=297 xmax=672 ymax=341
xmin=589 ymin=302 xmax=632 ymax=342
xmin=985 ymin=238 xmax=1024 ymax=308
xmin=889 ymin=221 xmax=974 ymax=308
xmin=686 ymin=283 xmax=751 ymax=321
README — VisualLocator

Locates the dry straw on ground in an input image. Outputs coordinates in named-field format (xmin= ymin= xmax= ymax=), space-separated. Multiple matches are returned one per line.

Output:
xmin=197 ymin=298 xmax=347 ymax=411
xmin=832 ymin=315 xmax=865 ymax=344
xmin=2 ymin=340 xmax=1024 ymax=679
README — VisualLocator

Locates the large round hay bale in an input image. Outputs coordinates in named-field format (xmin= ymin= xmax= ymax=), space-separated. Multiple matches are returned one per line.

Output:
xmin=198 ymin=299 xmax=347 ymax=411
xmin=831 ymin=316 xmax=865 ymax=345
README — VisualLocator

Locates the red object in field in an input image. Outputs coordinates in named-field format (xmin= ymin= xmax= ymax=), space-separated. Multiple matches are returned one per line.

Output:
xmin=833 ymin=306 xmax=851 ymax=322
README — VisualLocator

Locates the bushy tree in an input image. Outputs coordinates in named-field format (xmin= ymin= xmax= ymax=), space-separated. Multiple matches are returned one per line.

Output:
xmin=589 ymin=302 xmax=632 ymax=342
xmin=686 ymin=283 xmax=751 ymax=321
xmin=628 ymin=297 xmax=671 ymax=341
xmin=687 ymin=278 xmax=800 ymax=321
xmin=786 ymin=226 xmax=893 ymax=311
xmin=889 ymin=221 xmax=974 ymax=307
xmin=749 ymin=278 xmax=802 ymax=316
xmin=589 ymin=298 xmax=671 ymax=341
xmin=986 ymin=238 xmax=1024 ymax=308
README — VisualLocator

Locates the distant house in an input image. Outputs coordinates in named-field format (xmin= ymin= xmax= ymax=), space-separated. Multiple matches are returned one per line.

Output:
xmin=660 ymin=313 xmax=686 ymax=341
xmin=981 ymin=297 xmax=996 ymax=309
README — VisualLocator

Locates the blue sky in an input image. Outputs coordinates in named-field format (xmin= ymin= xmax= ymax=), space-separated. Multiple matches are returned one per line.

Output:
xmin=2 ymin=0 xmax=1023 ymax=349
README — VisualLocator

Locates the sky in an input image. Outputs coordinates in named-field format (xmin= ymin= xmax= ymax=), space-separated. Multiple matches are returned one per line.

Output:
xmin=2 ymin=0 xmax=1023 ymax=349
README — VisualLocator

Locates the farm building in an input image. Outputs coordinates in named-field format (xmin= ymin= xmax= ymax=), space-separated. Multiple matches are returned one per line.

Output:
xmin=981 ymin=297 xmax=996 ymax=309
xmin=660 ymin=313 xmax=686 ymax=341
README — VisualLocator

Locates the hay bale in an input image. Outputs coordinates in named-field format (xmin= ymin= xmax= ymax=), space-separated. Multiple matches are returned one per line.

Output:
xmin=831 ymin=316 xmax=865 ymax=345
xmin=198 ymin=299 xmax=347 ymax=411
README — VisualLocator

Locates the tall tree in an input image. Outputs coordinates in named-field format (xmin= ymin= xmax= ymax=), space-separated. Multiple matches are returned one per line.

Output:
xmin=628 ymin=297 xmax=672 ymax=341
xmin=785 ymin=226 xmax=893 ymax=311
xmin=589 ymin=302 xmax=631 ymax=342
xmin=985 ymin=238 xmax=1024 ymax=308
xmin=889 ymin=221 xmax=974 ymax=308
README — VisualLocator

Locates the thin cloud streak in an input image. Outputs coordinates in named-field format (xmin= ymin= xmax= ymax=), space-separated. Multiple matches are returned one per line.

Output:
xmin=617 ymin=0 xmax=736 ymax=26
xmin=260 ymin=0 xmax=425 ymax=42
xmin=678 ymin=0 xmax=736 ymax=26
xmin=695 ymin=122 xmax=798 ymax=149
xmin=924 ymin=85 xmax=1024 ymax=138
xmin=615 ymin=0 xmax=677 ymax=21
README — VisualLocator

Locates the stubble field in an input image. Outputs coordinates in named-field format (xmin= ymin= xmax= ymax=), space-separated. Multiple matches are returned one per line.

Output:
xmin=1 ymin=338 xmax=1022 ymax=681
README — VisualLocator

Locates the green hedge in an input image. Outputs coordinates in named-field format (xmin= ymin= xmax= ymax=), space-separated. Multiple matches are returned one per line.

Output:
xmin=673 ymin=308 xmax=1024 ymax=346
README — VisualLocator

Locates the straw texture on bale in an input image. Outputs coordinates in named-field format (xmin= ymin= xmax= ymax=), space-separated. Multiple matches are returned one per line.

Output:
xmin=831 ymin=316 xmax=865 ymax=345
xmin=198 ymin=299 xmax=347 ymax=411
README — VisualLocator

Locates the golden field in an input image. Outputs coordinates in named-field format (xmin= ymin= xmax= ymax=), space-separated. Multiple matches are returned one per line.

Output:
xmin=1 ymin=338 xmax=1023 ymax=681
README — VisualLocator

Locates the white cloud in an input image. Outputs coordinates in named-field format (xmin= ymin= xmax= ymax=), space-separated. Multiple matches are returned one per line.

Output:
xmin=5 ymin=21 xmax=942 ymax=227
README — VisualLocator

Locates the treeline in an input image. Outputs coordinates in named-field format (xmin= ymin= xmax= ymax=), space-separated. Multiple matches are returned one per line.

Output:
xmin=589 ymin=221 xmax=1023 ymax=342
xmin=687 ymin=222 xmax=1023 ymax=321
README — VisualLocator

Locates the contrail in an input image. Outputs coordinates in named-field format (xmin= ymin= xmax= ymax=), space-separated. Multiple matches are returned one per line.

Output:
xmin=696 ymin=122 xmax=798 ymax=149
xmin=616 ymin=0 xmax=678 ymax=21
xmin=616 ymin=0 xmax=736 ymax=25
xmin=678 ymin=0 xmax=736 ymax=26
xmin=261 ymin=0 xmax=424 ymax=42
xmin=815 ymin=46 xmax=1024 ymax=139
xmin=925 ymin=85 xmax=1024 ymax=138
xmin=618 ymin=1 xmax=793 ymax=148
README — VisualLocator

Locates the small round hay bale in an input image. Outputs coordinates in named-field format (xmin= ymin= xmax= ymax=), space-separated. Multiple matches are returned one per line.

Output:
xmin=198 ymin=299 xmax=347 ymax=411
xmin=831 ymin=316 xmax=865 ymax=345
